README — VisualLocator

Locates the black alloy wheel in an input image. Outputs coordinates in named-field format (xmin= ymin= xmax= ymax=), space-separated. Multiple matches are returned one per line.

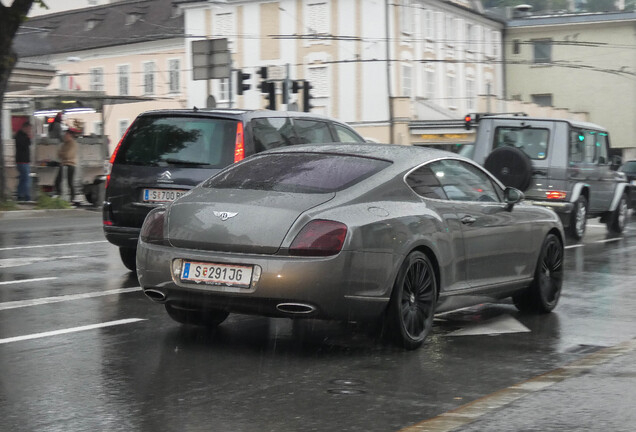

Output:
xmin=568 ymin=196 xmax=588 ymax=240
xmin=607 ymin=194 xmax=628 ymax=234
xmin=514 ymin=233 xmax=564 ymax=313
xmin=119 ymin=247 xmax=137 ymax=272
xmin=386 ymin=251 xmax=437 ymax=350
xmin=165 ymin=304 xmax=229 ymax=328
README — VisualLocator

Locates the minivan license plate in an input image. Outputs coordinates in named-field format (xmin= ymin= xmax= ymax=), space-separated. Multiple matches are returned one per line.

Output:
xmin=143 ymin=189 xmax=187 ymax=203
xmin=180 ymin=261 xmax=253 ymax=288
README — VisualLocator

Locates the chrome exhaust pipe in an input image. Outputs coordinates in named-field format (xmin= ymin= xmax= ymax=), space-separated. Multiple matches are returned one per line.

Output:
xmin=276 ymin=303 xmax=316 ymax=314
xmin=144 ymin=289 xmax=167 ymax=303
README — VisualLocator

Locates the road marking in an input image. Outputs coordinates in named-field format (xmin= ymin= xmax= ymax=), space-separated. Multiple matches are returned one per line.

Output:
xmin=445 ymin=314 xmax=530 ymax=337
xmin=565 ymin=244 xmax=584 ymax=249
xmin=0 ymin=318 xmax=146 ymax=345
xmin=0 ymin=277 xmax=58 ymax=286
xmin=0 ymin=240 xmax=107 ymax=252
xmin=0 ymin=287 xmax=142 ymax=311
xmin=398 ymin=338 xmax=636 ymax=432
xmin=0 ymin=256 xmax=80 ymax=269
xmin=594 ymin=237 xmax=623 ymax=244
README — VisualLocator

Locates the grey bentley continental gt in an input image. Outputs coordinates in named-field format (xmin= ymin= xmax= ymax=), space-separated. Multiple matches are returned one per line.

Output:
xmin=136 ymin=143 xmax=565 ymax=349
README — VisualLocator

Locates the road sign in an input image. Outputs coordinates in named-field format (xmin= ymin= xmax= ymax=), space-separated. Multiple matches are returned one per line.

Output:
xmin=192 ymin=39 xmax=231 ymax=80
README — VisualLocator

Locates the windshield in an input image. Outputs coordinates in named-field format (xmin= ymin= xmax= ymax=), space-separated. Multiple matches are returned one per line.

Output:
xmin=494 ymin=127 xmax=550 ymax=160
xmin=204 ymin=152 xmax=391 ymax=193
xmin=115 ymin=116 xmax=238 ymax=168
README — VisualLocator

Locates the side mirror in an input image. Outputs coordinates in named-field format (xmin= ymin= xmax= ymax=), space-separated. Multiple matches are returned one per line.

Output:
xmin=611 ymin=155 xmax=623 ymax=170
xmin=504 ymin=187 xmax=524 ymax=210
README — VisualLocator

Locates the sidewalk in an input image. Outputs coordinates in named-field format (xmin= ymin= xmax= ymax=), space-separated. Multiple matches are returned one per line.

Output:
xmin=0 ymin=201 xmax=100 ymax=220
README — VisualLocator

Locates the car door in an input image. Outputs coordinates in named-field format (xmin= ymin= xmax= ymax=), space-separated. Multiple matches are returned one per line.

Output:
xmin=570 ymin=127 xmax=613 ymax=212
xmin=428 ymin=159 xmax=537 ymax=289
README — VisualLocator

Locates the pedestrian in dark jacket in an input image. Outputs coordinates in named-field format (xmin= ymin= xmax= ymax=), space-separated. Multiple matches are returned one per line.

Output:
xmin=48 ymin=112 xmax=64 ymax=141
xmin=14 ymin=121 xmax=33 ymax=201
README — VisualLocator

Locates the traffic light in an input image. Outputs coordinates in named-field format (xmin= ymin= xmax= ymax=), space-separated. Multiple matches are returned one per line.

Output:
xmin=263 ymin=81 xmax=276 ymax=110
xmin=464 ymin=114 xmax=472 ymax=130
xmin=256 ymin=66 xmax=268 ymax=81
xmin=303 ymin=81 xmax=313 ymax=112
xmin=292 ymin=80 xmax=302 ymax=94
xmin=236 ymin=69 xmax=251 ymax=95
xmin=282 ymin=79 xmax=289 ymax=104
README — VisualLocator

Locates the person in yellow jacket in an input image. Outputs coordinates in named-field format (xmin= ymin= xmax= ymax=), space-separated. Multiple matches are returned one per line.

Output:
xmin=55 ymin=128 xmax=79 ymax=201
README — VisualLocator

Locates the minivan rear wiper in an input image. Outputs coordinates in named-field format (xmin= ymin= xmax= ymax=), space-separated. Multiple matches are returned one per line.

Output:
xmin=162 ymin=158 xmax=209 ymax=167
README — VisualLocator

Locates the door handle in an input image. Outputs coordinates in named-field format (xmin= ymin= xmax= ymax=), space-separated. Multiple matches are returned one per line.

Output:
xmin=461 ymin=215 xmax=477 ymax=225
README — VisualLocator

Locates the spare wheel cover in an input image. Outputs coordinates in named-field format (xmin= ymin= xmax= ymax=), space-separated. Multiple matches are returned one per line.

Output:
xmin=484 ymin=146 xmax=533 ymax=191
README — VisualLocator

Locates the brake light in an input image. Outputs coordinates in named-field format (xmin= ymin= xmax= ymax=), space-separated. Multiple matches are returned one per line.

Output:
xmin=234 ymin=121 xmax=245 ymax=163
xmin=546 ymin=191 xmax=567 ymax=200
xmin=289 ymin=220 xmax=347 ymax=257
xmin=105 ymin=123 xmax=133 ymax=190
xmin=140 ymin=209 xmax=166 ymax=245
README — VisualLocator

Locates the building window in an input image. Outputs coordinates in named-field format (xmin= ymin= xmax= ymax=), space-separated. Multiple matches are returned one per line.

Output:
xmin=424 ymin=10 xmax=434 ymax=39
xmin=93 ymin=122 xmax=103 ymax=136
xmin=214 ymin=12 xmax=235 ymax=51
xmin=466 ymin=23 xmax=475 ymax=52
xmin=425 ymin=69 xmax=435 ymax=99
xmin=308 ymin=66 xmax=328 ymax=97
xmin=118 ymin=65 xmax=129 ymax=96
xmin=219 ymin=78 xmax=230 ymax=102
xmin=59 ymin=73 xmax=69 ymax=90
xmin=533 ymin=39 xmax=552 ymax=64
xmin=532 ymin=94 xmax=553 ymax=107
xmin=168 ymin=59 xmax=180 ymax=94
xmin=89 ymin=67 xmax=104 ymax=91
xmin=118 ymin=120 xmax=129 ymax=139
xmin=402 ymin=64 xmax=412 ymax=97
xmin=308 ymin=2 xmax=328 ymax=35
xmin=447 ymin=74 xmax=456 ymax=108
xmin=400 ymin=0 xmax=413 ymax=35
xmin=513 ymin=39 xmax=521 ymax=55
xmin=466 ymin=78 xmax=475 ymax=111
xmin=492 ymin=31 xmax=501 ymax=58
xmin=143 ymin=62 xmax=155 ymax=95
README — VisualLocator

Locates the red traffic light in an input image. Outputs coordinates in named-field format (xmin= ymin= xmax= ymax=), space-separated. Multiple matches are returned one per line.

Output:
xmin=464 ymin=114 xmax=472 ymax=130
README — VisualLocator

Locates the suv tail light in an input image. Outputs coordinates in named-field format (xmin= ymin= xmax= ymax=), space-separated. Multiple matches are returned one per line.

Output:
xmin=105 ymin=123 xmax=132 ymax=190
xmin=234 ymin=121 xmax=245 ymax=163
xmin=546 ymin=191 xmax=567 ymax=200
xmin=289 ymin=220 xmax=347 ymax=257
xmin=140 ymin=209 xmax=167 ymax=245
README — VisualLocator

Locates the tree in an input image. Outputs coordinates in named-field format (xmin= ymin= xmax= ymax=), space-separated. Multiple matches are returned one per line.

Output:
xmin=0 ymin=0 xmax=46 ymax=201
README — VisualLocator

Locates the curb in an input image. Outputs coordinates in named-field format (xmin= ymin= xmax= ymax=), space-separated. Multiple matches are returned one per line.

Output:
xmin=0 ymin=207 xmax=100 ymax=220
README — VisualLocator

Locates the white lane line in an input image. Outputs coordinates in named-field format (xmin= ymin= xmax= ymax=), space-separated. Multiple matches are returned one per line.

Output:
xmin=565 ymin=244 xmax=584 ymax=249
xmin=0 ymin=287 xmax=142 ymax=311
xmin=594 ymin=237 xmax=623 ymax=244
xmin=0 ymin=277 xmax=58 ymax=286
xmin=0 ymin=256 xmax=80 ymax=269
xmin=0 ymin=318 xmax=146 ymax=345
xmin=0 ymin=240 xmax=107 ymax=252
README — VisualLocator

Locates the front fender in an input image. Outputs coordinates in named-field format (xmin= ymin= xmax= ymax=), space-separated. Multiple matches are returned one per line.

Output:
xmin=608 ymin=182 xmax=630 ymax=211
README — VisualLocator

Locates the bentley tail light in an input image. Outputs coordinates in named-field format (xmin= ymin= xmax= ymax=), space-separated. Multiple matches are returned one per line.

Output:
xmin=140 ymin=209 xmax=167 ymax=245
xmin=289 ymin=220 xmax=347 ymax=257
xmin=546 ymin=191 xmax=567 ymax=200
xmin=234 ymin=121 xmax=245 ymax=163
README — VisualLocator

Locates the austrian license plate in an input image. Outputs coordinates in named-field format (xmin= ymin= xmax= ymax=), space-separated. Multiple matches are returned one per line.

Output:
xmin=180 ymin=261 xmax=253 ymax=288
xmin=143 ymin=188 xmax=187 ymax=203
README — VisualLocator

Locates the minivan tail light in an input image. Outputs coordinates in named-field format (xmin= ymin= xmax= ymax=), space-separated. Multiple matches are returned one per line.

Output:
xmin=289 ymin=220 xmax=347 ymax=257
xmin=234 ymin=121 xmax=245 ymax=163
xmin=105 ymin=123 xmax=133 ymax=190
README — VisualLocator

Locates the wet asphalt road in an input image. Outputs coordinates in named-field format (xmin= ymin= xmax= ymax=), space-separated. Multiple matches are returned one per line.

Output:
xmin=0 ymin=210 xmax=635 ymax=432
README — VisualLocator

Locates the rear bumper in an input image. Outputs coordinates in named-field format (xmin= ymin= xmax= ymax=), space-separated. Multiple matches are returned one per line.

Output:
xmin=103 ymin=225 xmax=140 ymax=249
xmin=136 ymin=240 xmax=397 ymax=322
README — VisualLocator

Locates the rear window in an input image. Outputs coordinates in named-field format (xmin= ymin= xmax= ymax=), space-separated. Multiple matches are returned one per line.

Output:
xmin=204 ymin=153 xmax=391 ymax=194
xmin=494 ymin=127 xmax=549 ymax=160
xmin=115 ymin=116 xmax=238 ymax=168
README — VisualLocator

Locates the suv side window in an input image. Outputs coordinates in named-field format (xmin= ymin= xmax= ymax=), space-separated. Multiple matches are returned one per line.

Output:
xmin=333 ymin=124 xmax=365 ymax=143
xmin=405 ymin=165 xmax=448 ymax=200
xmin=251 ymin=117 xmax=296 ymax=152
xmin=569 ymin=129 xmax=585 ymax=163
xmin=571 ymin=128 xmax=608 ymax=164
xmin=429 ymin=159 xmax=501 ymax=202
xmin=293 ymin=119 xmax=335 ymax=144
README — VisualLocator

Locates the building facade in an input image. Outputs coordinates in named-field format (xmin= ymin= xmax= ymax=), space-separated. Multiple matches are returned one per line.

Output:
xmin=178 ymin=0 xmax=505 ymax=145
xmin=505 ymin=11 xmax=636 ymax=158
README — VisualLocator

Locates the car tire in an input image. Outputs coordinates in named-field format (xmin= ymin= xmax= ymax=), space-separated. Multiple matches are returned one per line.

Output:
xmin=607 ymin=194 xmax=628 ymax=234
xmin=568 ymin=196 xmax=587 ymax=240
xmin=384 ymin=251 xmax=437 ymax=350
xmin=119 ymin=247 xmax=137 ymax=272
xmin=484 ymin=146 xmax=533 ymax=191
xmin=165 ymin=304 xmax=229 ymax=328
xmin=513 ymin=233 xmax=564 ymax=313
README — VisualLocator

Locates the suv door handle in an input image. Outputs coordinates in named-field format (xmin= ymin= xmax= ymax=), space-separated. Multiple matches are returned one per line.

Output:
xmin=533 ymin=169 xmax=547 ymax=176
xmin=461 ymin=215 xmax=477 ymax=225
